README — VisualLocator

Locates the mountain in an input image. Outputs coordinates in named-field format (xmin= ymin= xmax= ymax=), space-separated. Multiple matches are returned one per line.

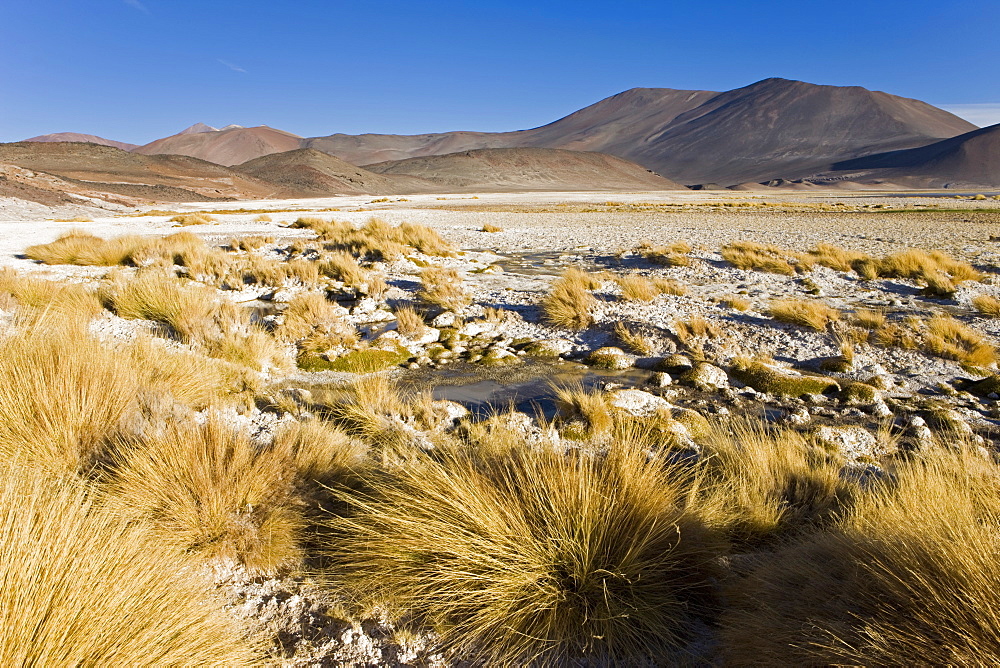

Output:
xmin=133 ymin=125 xmax=302 ymax=166
xmin=312 ymin=78 xmax=975 ymax=185
xmin=23 ymin=132 xmax=138 ymax=151
xmin=233 ymin=149 xmax=433 ymax=196
xmin=0 ymin=142 xmax=283 ymax=201
xmin=177 ymin=123 xmax=218 ymax=135
xmin=364 ymin=147 xmax=684 ymax=192
xmin=813 ymin=123 xmax=1000 ymax=188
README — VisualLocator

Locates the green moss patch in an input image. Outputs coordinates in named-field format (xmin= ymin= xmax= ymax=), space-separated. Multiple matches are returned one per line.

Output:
xmin=730 ymin=358 xmax=840 ymax=397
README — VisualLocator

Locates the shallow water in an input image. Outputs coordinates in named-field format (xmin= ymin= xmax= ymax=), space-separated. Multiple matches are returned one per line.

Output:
xmin=398 ymin=358 xmax=651 ymax=418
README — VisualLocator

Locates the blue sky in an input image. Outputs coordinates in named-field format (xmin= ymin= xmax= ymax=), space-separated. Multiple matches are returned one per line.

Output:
xmin=2 ymin=0 xmax=998 ymax=144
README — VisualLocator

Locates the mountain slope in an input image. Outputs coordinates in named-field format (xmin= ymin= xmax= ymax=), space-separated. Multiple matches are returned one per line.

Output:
xmin=365 ymin=148 xmax=684 ymax=192
xmin=816 ymin=123 xmax=1000 ymax=187
xmin=23 ymin=133 xmax=138 ymax=151
xmin=234 ymin=149 xmax=433 ymax=196
xmin=133 ymin=126 xmax=303 ymax=166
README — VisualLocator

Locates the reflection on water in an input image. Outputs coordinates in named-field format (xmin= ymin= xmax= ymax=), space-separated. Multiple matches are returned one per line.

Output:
xmin=399 ymin=359 xmax=651 ymax=418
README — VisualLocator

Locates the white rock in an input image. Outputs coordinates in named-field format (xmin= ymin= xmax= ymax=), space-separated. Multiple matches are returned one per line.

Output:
xmin=814 ymin=425 xmax=880 ymax=460
xmin=609 ymin=389 xmax=673 ymax=416
xmin=431 ymin=311 xmax=457 ymax=328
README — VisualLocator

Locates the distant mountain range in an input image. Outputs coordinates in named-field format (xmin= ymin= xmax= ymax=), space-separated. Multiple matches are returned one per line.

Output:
xmin=11 ymin=78 xmax=1000 ymax=198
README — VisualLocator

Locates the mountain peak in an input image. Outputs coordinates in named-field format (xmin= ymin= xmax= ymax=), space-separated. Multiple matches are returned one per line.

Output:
xmin=178 ymin=123 xmax=218 ymax=135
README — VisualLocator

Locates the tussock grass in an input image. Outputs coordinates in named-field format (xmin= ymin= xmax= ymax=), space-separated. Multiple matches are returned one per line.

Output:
xmin=614 ymin=274 xmax=658 ymax=302
xmin=0 ymin=268 xmax=102 ymax=318
xmin=106 ymin=417 xmax=306 ymax=573
xmin=419 ymin=266 xmax=470 ymax=311
xmin=878 ymin=248 xmax=980 ymax=282
xmin=852 ymin=306 xmax=886 ymax=330
xmin=924 ymin=314 xmax=996 ymax=368
xmin=637 ymin=240 xmax=693 ymax=266
xmin=615 ymin=322 xmax=655 ymax=355
xmin=230 ymin=234 xmax=274 ymax=251
xmin=393 ymin=304 xmax=424 ymax=337
xmin=652 ymin=277 xmax=687 ymax=296
xmin=318 ymin=250 xmax=366 ymax=286
xmin=0 ymin=465 xmax=259 ymax=664
xmin=973 ymin=294 xmax=1000 ymax=317
xmin=0 ymin=317 xmax=139 ymax=474
xmin=481 ymin=223 xmax=503 ymax=233
xmin=721 ymin=241 xmax=797 ymax=275
xmin=720 ymin=295 xmax=751 ymax=311
xmin=805 ymin=243 xmax=871 ymax=273
xmin=293 ymin=217 xmax=453 ymax=259
xmin=698 ymin=420 xmax=851 ymax=544
xmin=722 ymin=448 xmax=1000 ymax=665
xmin=273 ymin=419 xmax=368 ymax=485
xmin=278 ymin=292 xmax=351 ymax=342
xmin=542 ymin=268 xmax=597 ymax=330
xmin=100 ymin=270 xmax=217 ymax=342
xmin=170 ymin=212 xmax=215 ymax=226
xmin=553 ymin=382 xmax=614 ymax=438
xmin=769 ymin=298 xmax=839 ymax=331
xmin=324 ymin=442 xmax=723 ymax=664
xmin=674 ymin=316 xmax=721 ymax=346
xmin=24 ymin=230 xmax=148 ymax=266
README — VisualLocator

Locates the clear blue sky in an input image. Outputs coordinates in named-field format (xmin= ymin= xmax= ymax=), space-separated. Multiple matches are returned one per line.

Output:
xmin=2 ymin=0 xmax=999 ymax=144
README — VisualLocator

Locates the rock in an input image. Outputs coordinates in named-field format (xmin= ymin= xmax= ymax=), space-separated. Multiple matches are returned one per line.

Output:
xmin=870 ymin=399 xmax=894 ymax=418
xmin=351 ymin=297 xmax=378 ymax=315
xmin=927 ymin=408 xmax=975 ymax=437
xmin=841 ymin=382 xmax=882 ymax=405
xmin=400 ymin=326 xmax=440 ymax=346
xmin=656 ymin=354 xmax=693 ymax=373
xmin=671 ymin=407 xmax=711 ymax=439
xmin=730 ymin=358 xmax=839 ymax=397
xmin=609 ymin=389 xmax=672 ymax=416
xmin=426 ymin=400 xmax=469 ymax=429
xmin=681 ymin=362 xmax=729 ymax=392
xmin=523 ymin=338 xmax=574 ymax=358
xmin=431 ymin=311 xmax=458 ymax=328
xmin=649 ymin=371 xmax=673 ymax=387
xmin=478 ymin=347 xmax=521 ymax=367
xmin=279 ymin=388 xmax=313 ymax=406
xmin=784 ymin=407 xmax=811 ymax=425
xmin=813 ymin=425 xmax=881 ymax=461
xmin=460 ymin=321 xmax=500 ymax=338
xmin=586 ymin=347 xmax=634 ymax=370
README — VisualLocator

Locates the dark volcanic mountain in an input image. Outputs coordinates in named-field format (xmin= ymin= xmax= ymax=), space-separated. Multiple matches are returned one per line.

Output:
xmin=365 ymin=148 xmax=684 ymax=192
xmin=24 ymin=133 xmax=138 ymax=151
xmin=812 ymin=123 xmax=1000 ymax=188
xmin=309 ymin=79 xmax=975 ymax=185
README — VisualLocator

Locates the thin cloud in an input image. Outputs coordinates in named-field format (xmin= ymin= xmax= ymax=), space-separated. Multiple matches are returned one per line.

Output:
xmin=218 ymin=59 xmax=247 ymax=74
xmin=123 ymin=0 xmax=149 ymax=13
xmin=940 ymin=104 xmax=1000 ymax=128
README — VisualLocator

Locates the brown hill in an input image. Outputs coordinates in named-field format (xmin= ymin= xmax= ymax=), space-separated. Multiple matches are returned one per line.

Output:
xmin=24 ymin=133 xmax=138 ymax=151
xmin=307 ymin=79 xmax=975 ymax=186
xmin=234 ymin=149 xmax=433 ymax=196
xmin=364 ymin=148 xmax=684 ymax=192
xmin=813 ymin=123 xmax=1000 ymax=188
xmin=0 ymin=142 xmax=281 ymax=201
xmin=133 ymin=126 xmax=302 ymax=166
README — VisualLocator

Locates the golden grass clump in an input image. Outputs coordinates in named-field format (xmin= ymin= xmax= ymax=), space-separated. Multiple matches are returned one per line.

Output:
xmin=418 ymin=265 xmax=471 ymax=311
xmin=323 ymin=442 xmax=723 ymax=664
xmin=804 ymin=243 xmax=871 ymax=272
xmin=230 ymin=234 xmax=274 ymax=251
xmin=878 ymin=248 xmax=981 ymax=282
xmin=721 ymin=241 xmax=798 ymax=275
xmin=0 ymin=268 xmax=102 ymax=318
xmin=720 ymin=295 xmax=751 ymax=311
xmin=279 ymin=292 xmax=357 ymax=344
xmin=614 ymin=274 xmax=658 ymax=302
xmin=924 ymin=314 xmax=996 ymax=368
xmin=0 ymin=317 xmax=139 ymax=474
xmin=553 ymin=382 xmax=614 ymax=438
xmin=318 ymin=250 xmax=366 ymax=286
xmin=106 ymin=418 xmax=306 ymax=573
xmin=615 ymin=322 xmax=655 ymax=355
xmin=481 ymin=223 xmax=503 ymax=232
xmin=722 ymin=449 xmax=1000 ymax=665
xmin=973 ymin=294 xmax=1000 ymax=317
xmin=697 ymin=420 xmax=851 ymax=544
xmin=673 ymin=315 xmax=721 ymax=346
xmin=24 ymin=230 xmax=149 ymax=266
xmin=637 ymin=240 xmax=693 ymax=266
xmin=273 ymin=419 xmax=368 ymax=485
xmin=652 ymin=277 xmax=687 ymax=296
xmin=169 ymin=212 xmax=215 ymax=226
xmin=0 ymin=465 xmax=260 ymax=664
xmin=542 ymin=267 xmax=597 ymax=330
xmin=393 ymin=304 xmax=425 ymax=337
xmin=100 ymin=270 xmax=217 ymax=343
xmin=852 ymin=306 xmax=886 ymax=330
xmin=769 ymin=298 xmax=840 ymax=331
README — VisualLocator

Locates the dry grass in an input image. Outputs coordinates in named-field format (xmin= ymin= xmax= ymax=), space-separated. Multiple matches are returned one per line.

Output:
xmin=323 ymin=442 xmax=723 ymax=664
xmin=100 ymin=270 xmax=217 ymax=343
xmin=0 ymin=465 xmax=259 ymax=664
xmin=481 ymin=223 xmax=503 ymax=233
xmin=769 ymin=298 xmax=840 ymax=331
xmin=805 ymin=243 xmax=872 ymax=273
xmin=637 ymin=240 xmax=693 ymax=267
xmin=615 ymin=322 xmax=655 ymax=355
xmin=924 ymin=314 xmax=996 ymax=368
xmin=0 ymin=317 xmax=139 ymax=474
xmin=278 ymin=292 xmax=354 ymax=343
xmin=230 ymin=234 xmax=274 ymax=251
xmin=0 ymin=268 xmax=102 ymax=318
xmin=722 ymin=448 xmax=1000 ymax=665
xmin=697 ymin=420 xmax=851 ymax=544
xmin=24 ymin=230 xmax=149 ymax=266
xmin=419 ymin=266 xmax=471 ymax=311
xmin=615 ymin=274 xmax=658 ymax=302
xmin=273 ymin=419 xmax=369 ymax=485
xmin=852 ymin=307 xmax=886 ymax=330
xmin=973 ymin=294 xmax=1000 ymax=317
xmin=553 ymin=382 xmax=614 ymax=438
xmin=721 ymin=241 xmax=797 ymax=275
xmin=106 ymin=417 xmax=306 ymax=573
xmin=542 ymin=268 xmax=597 ymax=330
xmin=720 ymin=295 xmax=751 ymax=311
xmin=674 ymin=316 xmax=721 ymax=346
xmin=318 ymin=251 xmax=366 ymax=286
xmin=652 ymin=277 xmax=687 ymax=296
xmin=878 ymin=248 xmax=980 ymax=282
xmin=169 ymin=212 xmax=215 ymax=226
xmin=294 ymin=217 xmax=453 ymax=259
xmin=393 ymin=304 xmax=425 ymax=337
